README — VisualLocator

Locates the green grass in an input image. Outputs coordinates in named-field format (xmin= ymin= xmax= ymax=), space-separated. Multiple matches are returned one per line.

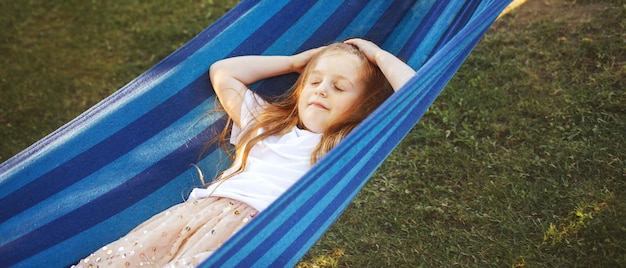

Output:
xmin=302 ymin=1 xmax=626 ymax=267
xmin=1 ymin=0 xmax=625 ymax=267
xmin=0 ymin=0 xmax=238 ymax=162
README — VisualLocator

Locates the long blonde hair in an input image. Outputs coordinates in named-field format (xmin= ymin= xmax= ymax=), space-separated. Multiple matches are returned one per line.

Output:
xmin=211 ymin=42 xmax=392 ymax=184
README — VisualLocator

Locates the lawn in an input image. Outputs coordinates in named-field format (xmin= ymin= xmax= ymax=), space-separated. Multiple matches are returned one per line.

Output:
xmin=1 ymin=0 xmax=624 ymax=267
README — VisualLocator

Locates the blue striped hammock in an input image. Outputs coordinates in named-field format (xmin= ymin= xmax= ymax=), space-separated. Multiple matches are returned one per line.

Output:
xmin=0 ymin=0 xmax=511 ymax=267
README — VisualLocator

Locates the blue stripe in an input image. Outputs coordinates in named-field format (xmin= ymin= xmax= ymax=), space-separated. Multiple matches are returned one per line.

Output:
xmin=298 ymin=0 xmax=371 ymax=48
xmin=265 ymin=1 xmax=345 ymax=55
xmin=429 ymin=0 xmax=481 ymax=59
xmin=360 ymin=0 xmax=417 ymax=44
xmin=18 ymin=149 xmax=230 ymax=268
xmin=0 ymin=117 xmax=227 ymax=267
xmin=228 ymin=0 xmax=317 ymax=57
xmin=397 ymin=0 xmax=449 ymax=60
xmin=401 ymin=1 xmax=467 ymax=67
xmin=0 ymin=77 xmax=210 ymax=223
xmin=0 ymin=94 xmax=220 ymax=247
xmin=383 ymin=0 xmax=435 ymax=55
xmin=338 ymin=1 xmax=395 ymax=42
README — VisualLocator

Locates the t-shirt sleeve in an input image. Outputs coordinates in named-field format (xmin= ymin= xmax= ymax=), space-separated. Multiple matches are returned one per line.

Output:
xmin=230 ymin=89 xmax=267 ymax=145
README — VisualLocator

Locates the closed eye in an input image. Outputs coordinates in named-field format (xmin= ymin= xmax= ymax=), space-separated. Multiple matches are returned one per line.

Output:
xmin=335 ymin=81 xmax=352 ymax=92
xmin=309 ymin=77 xmax=322 ymax=85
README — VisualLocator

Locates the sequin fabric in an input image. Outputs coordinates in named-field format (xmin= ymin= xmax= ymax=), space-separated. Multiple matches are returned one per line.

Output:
xmin=72 ymin=197 xmax=257 ymax=267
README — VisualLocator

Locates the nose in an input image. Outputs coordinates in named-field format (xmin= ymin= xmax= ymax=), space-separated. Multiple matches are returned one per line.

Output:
xmin=315 ymin=83 xmax=328 ymax=97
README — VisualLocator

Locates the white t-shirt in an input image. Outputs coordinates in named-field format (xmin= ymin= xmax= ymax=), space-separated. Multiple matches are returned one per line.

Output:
xmin=189 ymin=90 xmax=322 ymax=211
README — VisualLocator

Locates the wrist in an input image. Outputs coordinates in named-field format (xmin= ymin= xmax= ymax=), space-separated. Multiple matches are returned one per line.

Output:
xmin=289 ymin=56 xmax=298 ymax=72
xmin=290 ymin=55 xmax=307 ymax=73
xmin=374 ymin=50 xmax=392 ymax=66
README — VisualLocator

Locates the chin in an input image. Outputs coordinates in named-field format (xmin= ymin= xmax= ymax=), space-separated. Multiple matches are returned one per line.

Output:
xmin=302 ymin=122 xmax=325 ymax=133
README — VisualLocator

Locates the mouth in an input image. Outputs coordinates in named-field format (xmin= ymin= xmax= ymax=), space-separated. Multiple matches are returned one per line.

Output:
xmin=309 ymin=101 xmax=329 ymax=110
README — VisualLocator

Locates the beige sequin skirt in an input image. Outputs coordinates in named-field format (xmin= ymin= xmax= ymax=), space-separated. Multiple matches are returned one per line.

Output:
xmin=72 ymin=197 xmax=257 ymax=267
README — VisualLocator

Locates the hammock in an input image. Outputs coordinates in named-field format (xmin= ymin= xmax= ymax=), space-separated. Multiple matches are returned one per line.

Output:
xmin=0 ymin=0 xmax=511 ymax=267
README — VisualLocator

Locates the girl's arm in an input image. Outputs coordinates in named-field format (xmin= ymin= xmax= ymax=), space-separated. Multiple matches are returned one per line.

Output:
xmin=209 ymin=48 xmax=322 ymax=127
xmin=344 ymin=38 xmax=416 ymax=92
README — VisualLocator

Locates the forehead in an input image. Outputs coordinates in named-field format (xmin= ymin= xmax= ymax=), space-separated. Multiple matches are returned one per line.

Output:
xmin=309 ymin=52 xmax=365 ymax=81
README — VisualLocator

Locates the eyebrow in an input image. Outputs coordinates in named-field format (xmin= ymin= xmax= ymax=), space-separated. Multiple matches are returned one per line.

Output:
xmin=309 ymin=70 xmax=356 ymax=89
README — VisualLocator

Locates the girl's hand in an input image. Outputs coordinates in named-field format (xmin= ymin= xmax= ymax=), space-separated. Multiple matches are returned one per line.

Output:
xmin=291 ymin=46 xmax=325 ymax=73
xmin=345 ymin=38 xmax=416 ymax=92
xmin=344 ymin=38 xmax=383 ymax=65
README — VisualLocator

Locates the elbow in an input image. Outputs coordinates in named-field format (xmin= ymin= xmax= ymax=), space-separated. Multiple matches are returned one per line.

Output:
xmin=208 ymin=60 xmax=223 ymax=81
xmin=209 ymin=61 xmax=227 ymax=94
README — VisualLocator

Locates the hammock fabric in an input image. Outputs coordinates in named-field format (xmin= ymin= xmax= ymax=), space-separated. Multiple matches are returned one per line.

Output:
xmin=0 ymin=0 xmax=511 ymax=267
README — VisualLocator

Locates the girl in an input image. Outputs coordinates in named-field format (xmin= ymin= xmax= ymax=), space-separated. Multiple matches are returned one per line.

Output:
xmin=73 ymin=38 xmax=415 ymax=267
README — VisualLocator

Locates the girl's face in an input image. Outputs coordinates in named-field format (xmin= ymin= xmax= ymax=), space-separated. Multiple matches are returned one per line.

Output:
xmin=297 ymin=52 xmax=366 ymax=133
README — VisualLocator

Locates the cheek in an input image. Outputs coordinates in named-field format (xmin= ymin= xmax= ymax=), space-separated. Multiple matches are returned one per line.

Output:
xmin=297 ymin=88 xmax=310 ymax=105
xmin=332 ymin=94 xmax=361 ymax=116
xmin=299 ymin=86 xmax=313 ymax=100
